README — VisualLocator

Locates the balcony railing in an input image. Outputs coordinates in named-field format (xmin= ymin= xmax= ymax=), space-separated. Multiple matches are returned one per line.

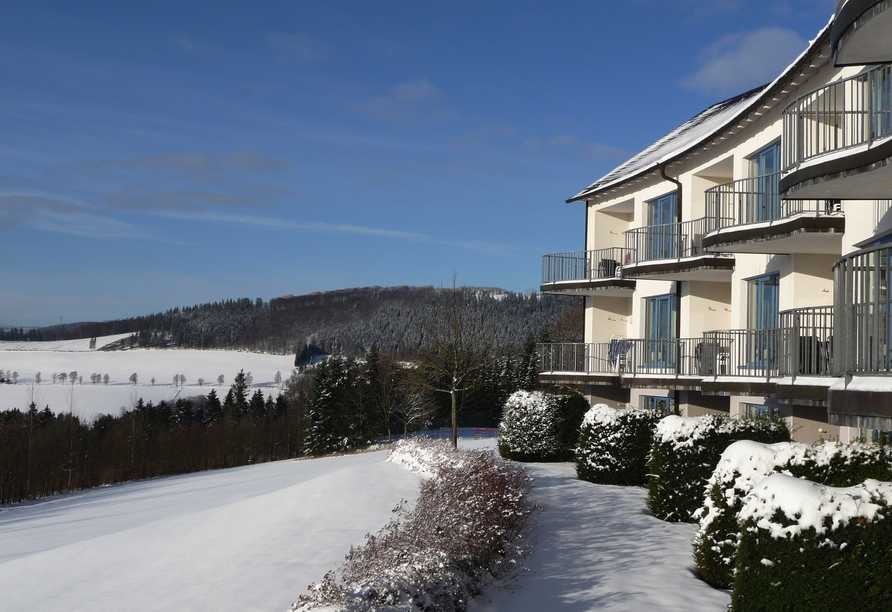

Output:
xmin=778 ymin=306 xmax=834 ymax=376
xmin=541 ymin=247 xmax=634 ymax=284
xmin=783 ymin=64 xmax=892 ymax=170
xmin=624 ymin=217 xmax=715 ymax=264
xmin=538 ymin=338 xmax=704 ymax=377
xmin=705 ymin=172 xmax=836 ymax=231
xmin=701 ymin=329 xmax=780 ymax=378
xmin=537 ymin=342 xmax=617 ymax=374
xmin=834 ymin=243 xmax=892 ymax=374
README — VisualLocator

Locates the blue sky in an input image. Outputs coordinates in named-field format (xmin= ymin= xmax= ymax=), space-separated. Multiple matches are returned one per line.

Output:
xmin=0 ymin=0 xmax=836 ymax=327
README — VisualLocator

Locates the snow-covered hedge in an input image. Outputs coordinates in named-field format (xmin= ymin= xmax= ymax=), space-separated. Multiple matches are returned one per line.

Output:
xmin=293 ymin=438 xmax=539 ymax=612
xmin=575 ymin=404 xmax=660 ymax=486
xmin=646 ymin=415 xmax=789 ymax=523
xmin=730 ymin=474 xmax=892 ymax=611
xmin=693 ymin=439 xmax=892 ymax=588
xmin=498 ymin=391 xmax=588 ymax=462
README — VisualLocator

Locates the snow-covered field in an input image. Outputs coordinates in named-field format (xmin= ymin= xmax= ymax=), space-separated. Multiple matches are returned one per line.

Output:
xmin=0 ymin=439 xmax=731 ymax=612
xmin=0 ymin=335 xmax=295 ymax=417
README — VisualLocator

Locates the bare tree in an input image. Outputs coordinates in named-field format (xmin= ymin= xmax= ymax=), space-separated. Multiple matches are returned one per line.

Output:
xmin=69 ymin=371 xmax=78 ymax=385
xmin=129 ymin=373 xmax=138 ymax=385
xmin=11 ymin=371 xmax=18 ymax=384
xmin=198 ymin=377 xmax=204 ymax=387
xmin=217 ymin=374 xmax=224 ymax=386
xmin=35 ymin=372 xmax=41 ymax=385
xmin=415 ymin=279 xmax=494 ymax=447
xmin=59 ymin=372 xmax=67 ymax=385
xmin=103 ymin=373 xmax=110 ymax=385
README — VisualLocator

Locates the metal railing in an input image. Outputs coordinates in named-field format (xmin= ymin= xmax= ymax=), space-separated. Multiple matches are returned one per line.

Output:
xmin=778 ymin=306 xmax=834 ymax=376
xmin=538 ymin=338 xmax=703 ymax=377
xmin=701 ymin=329 xmax=780 ymax=378
xmin=541 ymin=247 xmax=634 ymax=284
xmin=834 ymin=243 xmax=892 ymax=374
xmin=783 ymin=64 xmax=892 ymax=171
xmin=624 ymin=217 xmax=718 ymax=264
xmin=537 ymin=342 xmax=616 ymax=374
xmin=704 ymin=172 xmax=837 ymax=231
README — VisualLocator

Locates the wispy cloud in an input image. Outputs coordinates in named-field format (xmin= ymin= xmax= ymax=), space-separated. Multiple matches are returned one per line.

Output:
xmin=167 ymin=34 xmax=217 ymax=57
xmin=682 ymin=27 xmax=807 ymax=96
xmin=525 ymin=134 xmax=628 ymax=160
xmin=150 ymin=210 xmax=526 ymax=258
xmin=357 ymin=78 xmax=449 ymax=122
xmin=224 ymin=149 xmax=293 ymax=173
xmin=267 ymin=32 xmax=331 ymax=63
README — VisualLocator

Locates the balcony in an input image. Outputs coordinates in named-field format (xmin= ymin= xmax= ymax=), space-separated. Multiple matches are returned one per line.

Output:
xmin=780 ymin=63 xmax=892 ymax=200
xmin=829 ymin=243 xmax=892 ymax=429
xmin=699 ymin=328 xmax=779 ymax=396
xmin=775 ymin=306 xmax=836 ymax=406
xmin=540 ymin=248 xmax=636 ymax=296
xmin=702 ymin=172 xmax=844 ymax=254
xmin=832 ymin=0 xmax=892 ymax=67
xmin=537 ymin=338 xmax=709 ymax=390
xmin=622 ymin=218 xmax=734 ymax=281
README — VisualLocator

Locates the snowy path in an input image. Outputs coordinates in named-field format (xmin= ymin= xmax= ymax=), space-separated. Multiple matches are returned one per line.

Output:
xmin=471 ymin=461 xmax=731 ymax=612
xmin=0 ymin=443 xmax=731 ymax=612
xmin=0 ymin=450 xmax=422 ymax=612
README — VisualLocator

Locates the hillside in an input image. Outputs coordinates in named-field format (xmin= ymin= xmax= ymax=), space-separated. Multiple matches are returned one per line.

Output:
xmin=2 ymin=286 xmax=581 ymax=357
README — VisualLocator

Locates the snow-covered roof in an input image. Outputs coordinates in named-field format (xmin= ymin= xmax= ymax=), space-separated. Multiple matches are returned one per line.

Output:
xmin=568 ymin=21 xmax=834 ymax=203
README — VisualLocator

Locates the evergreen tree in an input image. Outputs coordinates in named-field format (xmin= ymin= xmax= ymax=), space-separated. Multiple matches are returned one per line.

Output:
xmin=205 ymin=388 xmax=223 ymax=424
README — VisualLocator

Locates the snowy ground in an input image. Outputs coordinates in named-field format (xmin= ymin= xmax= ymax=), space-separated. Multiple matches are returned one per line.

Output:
xmin=0 ymin=335 xmax=295 ymax=417
xmin=0 ymin=439 xmax=730 ymax=612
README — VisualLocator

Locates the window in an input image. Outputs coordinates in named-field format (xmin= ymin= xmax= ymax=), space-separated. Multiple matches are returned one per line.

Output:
xmin=646 ymin=192 xmax=677 ymax=259
xmin=645 ymin=294 xmax=676 ymax=367
xmin=645 ymin=295 xmax=676 ymax=339
xmin=642 ymin=395 xmax=674 ymax=415
xmin=871 ymin=65 xmax=892 ymax=139
xmin=744 ymin=403 xmax=778 ymax=420
xmin=747 ymin=142 xmax=780 ymax=222
xmin=746 ymin=274 xmax=779 ymax=369
xmin=747 ymin=274 xmax=779 ymax=330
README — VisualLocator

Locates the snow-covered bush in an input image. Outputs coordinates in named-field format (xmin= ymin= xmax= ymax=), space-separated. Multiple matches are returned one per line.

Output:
xmin=498 ymin=390 xmax=587 ymax=462
xmin=730 ymin=474 xmax=892 ymax=611
xmin=293 ymin=438 xmax=539 ymax=612
xmin=693 ymin=440 xmax=892 ymax=588
xmin=575 ymin=404 xmax=660 ymax=486
xmin=646 ymin=415 xmax=789 ymax=522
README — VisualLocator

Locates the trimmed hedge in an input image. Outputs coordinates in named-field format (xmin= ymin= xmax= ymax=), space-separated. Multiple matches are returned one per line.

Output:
xmin=575 ymin=405 xmax=661 ymax=486
xmin=646 ymin=415 xmax=789 ymax=522
xmin=730 ymin=474 xmax=892 ymax=611
xmin=498 ymin=391 xmax=587 ymax=462
xmin=694 ymin=440 xmax=892 ymax=588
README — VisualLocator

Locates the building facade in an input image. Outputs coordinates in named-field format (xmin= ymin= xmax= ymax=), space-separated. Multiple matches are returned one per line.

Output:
xmin=539 ymin=1 xmax=892 ymax=444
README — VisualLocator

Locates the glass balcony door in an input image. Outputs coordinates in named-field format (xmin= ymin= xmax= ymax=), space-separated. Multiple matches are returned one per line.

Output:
xmin=747 ymin=274 xmax=779 ymax=369
xmin=647 ymin=192 xmax=677 ymax=259
xmin=645 ymin=294 xmax=676 ymax=368
xmin=748 ymin=142 xmax=780 ymax=222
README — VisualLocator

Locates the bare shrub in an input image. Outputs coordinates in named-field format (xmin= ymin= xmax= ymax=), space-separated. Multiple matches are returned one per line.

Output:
xmin=293 ymin=438 xmax=539 ymax=612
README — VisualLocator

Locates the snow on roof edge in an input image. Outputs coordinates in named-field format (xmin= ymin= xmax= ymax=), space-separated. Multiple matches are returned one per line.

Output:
xmin=568 ymin=18 xmax=835 ymax=203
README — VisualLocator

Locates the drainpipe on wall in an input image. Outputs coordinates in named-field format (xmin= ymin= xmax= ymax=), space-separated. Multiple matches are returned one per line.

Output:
xmin=660 ymin=164 xmax=684 ymax=415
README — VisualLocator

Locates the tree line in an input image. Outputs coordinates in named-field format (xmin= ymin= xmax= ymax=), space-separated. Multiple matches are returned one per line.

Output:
xmin=0 ymin=338 xmax=542 ymax=505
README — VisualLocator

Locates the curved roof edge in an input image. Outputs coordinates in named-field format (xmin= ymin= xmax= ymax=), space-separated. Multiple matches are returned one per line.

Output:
xmin=567 ymin=20 xmax=833 ymax=204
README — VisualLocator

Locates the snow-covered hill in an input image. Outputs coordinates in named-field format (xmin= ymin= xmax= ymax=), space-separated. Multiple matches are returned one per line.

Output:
xmin=0 ymin=335 xmax=295 ymax=417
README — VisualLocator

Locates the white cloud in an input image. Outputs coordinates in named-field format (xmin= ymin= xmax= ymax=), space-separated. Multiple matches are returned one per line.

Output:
xmin=682 ymin=27 xmax=807 ymax=96
xmin=357 ymin=78 xmax=448 ymax=122
xmin=266 ymin=33 xmax=330 ymax=63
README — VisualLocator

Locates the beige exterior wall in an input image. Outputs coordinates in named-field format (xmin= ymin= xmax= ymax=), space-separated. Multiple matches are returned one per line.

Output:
xmin=584 ymin=296 xmax=632 ymax=344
